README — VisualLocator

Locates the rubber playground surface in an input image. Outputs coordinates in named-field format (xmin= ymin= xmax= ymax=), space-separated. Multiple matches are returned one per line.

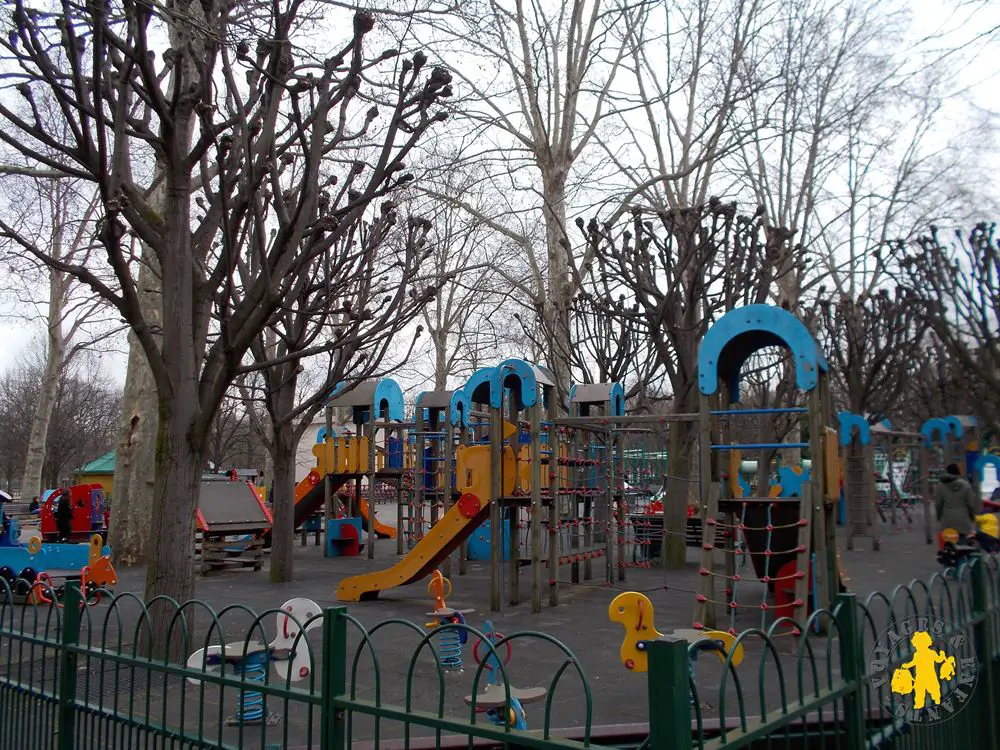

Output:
xmin=75 ymin=506 xmax=945 ymax=747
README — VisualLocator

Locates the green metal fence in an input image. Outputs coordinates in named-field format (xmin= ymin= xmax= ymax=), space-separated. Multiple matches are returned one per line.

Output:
xmin=1 ymin=555 xmax=998 ymax=749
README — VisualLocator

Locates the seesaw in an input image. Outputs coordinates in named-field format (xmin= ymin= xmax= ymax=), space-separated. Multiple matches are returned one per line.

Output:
xmin=424 ymin=570 xmax=475 ymax=671
xmin=609 ymin=592 xmax=744 ymax=706
xmin=185 ymin=597 xmax=322 ymax=725
xmin=463 ymin=619 xmax=547 ymax=730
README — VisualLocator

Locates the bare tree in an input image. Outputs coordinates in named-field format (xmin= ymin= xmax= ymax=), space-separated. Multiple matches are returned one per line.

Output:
xmin=893 ymin=222 xmax=1000 ymax=423
xmin=811 ymin=287 xmax=929 ymax=419
xmin=246 ymin=212 xmax=436 ymax=582
xmin=574 ymin=202 xmax=786 ymax=565
xmin=0 ymin=347 xmax=119 ymax=493
xmin=418 ymin=0 xmax=641 ymax=400
xmin=0 ymin=2 xmax=450 ymax=612
xmin=594 ymin=0 xmax=770 ymax=215
xmin=0 ymin=174 xmax=123 ymax=503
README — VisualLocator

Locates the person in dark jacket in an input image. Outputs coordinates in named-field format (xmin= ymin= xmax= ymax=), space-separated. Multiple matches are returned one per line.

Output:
xmin=935 ymin=464 xmax=982 ymax=539
xmin=54 ymin=494 xmax=74 ymax=542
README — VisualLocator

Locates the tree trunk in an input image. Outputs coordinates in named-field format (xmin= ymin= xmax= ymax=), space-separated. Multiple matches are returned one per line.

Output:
xmin=21 ymin=283 xmax=65 ymax=502
xmin=663 ymin=418 xmax=696 ymax=568
xmin=108 ymin=242 xmax=162 ymax=567
xmin=144 ymin=391 xmax=202 ymax=658
xmin=269 ymin=370 xmax=299 ymax=582
xmin=433 ymin=329 xmax=448 ymax=390
xmin=541 ymin=174 xmax=572 ymax=406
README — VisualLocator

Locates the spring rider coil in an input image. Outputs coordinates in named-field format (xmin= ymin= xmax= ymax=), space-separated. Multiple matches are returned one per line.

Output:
xmin=424 ymin=570 xmax=474 ymax=672
xmin=186 ymin=597 xmax=323 ymax=726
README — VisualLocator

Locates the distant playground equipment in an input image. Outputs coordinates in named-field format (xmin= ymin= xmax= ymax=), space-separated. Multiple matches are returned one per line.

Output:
xmin=195 ymin=480 xmax=273 ymax=574
xmin=464 ymin=619 xmax=547 ymax=730
xmin=335 ymin=360 xmax=619 ymax=611
xmin=423 ymin=570 xmax=474 ymax=671
xmin=0 ymin=513 xmax=116 ymax=605
xmin=609 ymin=592 xmax=743 ymax=704
xmin=38 ymin=484 xmax=107 ymax=543
xmin=185 ymin=597 xmax=322 ymax=725
xmin=838 ymin=415 xmax=932 ymax=549
xmin=295 ymin=378 xmax=408 ymax=559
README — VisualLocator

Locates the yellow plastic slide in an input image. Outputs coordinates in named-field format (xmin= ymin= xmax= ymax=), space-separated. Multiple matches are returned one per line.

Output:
xmin=335 ymin=442 xmax=515 ymax=602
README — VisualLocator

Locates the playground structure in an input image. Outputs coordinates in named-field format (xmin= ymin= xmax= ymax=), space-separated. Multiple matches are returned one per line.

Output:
xmin=195 ymin=480 xmax=273 ymax=574
xmin=424 ymin=570 xmax=474 ymax=671
xmin=184 ymin=302 xmax=998 ymax=635
xmin=0 ymin=514 xmax=116 ymax=605
xmin=838 ymin=415 xmax=931 ymax=550
xmin=38 ymin=484 xmax=107 ymax=543
xmin=463 ymin=619 xmax=547 ymax=730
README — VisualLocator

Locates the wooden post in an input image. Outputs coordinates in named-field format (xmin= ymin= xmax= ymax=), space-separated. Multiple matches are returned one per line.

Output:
xmin=807 ymin=384 xmax=831 ymax=618
xmin=530 ymin=400 xmax=543 ymax=613
xmin=456 ymin=415 xmax=468 ymax=575
xmin=507 ymin=396 xmax=520 ymax=607
xmin=489 ymin=403 xmax=503 ymax=612
xmin=324 ymin=403 xmax=334 ymax=558
xmin=793 ymin=481 xmax=815 ymax=632
xmin=442 ymin=409 xmax=455 ymax=578
xmin=920 ymin=442 xmax=932 ymax=544
xmin=366 ymin=417 xmax=376 ymax=560
xmin=549 ymin=417 xmax=561 ymax=607
xmin=695 ymin=393 xmax=716 ymax=628
xmin=414 ymin=402 xmax=426 ymax=556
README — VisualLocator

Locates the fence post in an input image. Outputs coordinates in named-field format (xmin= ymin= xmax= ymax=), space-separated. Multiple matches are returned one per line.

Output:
xmin=56 ymin=581 xmax=82 ymax=750
xmin=833 ymin=593 xmax=865 ymax=750
xmin=971 ymin=561 xmax=998 ymax=750
xmin=647 ymin=638 xmax=692 ymax=749
xmin=320 ymin=606 xmax=348 ymax=750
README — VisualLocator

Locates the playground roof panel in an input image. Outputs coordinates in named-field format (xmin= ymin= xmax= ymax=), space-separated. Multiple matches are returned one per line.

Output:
xmin=76 ymin=451 xmax=115 ymax=474
xmin=569 ymin=383 xmax=626 ymax=416
xmin=198 ymin=482 xmax=271 ymax=533
xmin=415 ymin=390 xmax=457 ymax=409
xmin=326 ymin=379 xmax=405 ymax=422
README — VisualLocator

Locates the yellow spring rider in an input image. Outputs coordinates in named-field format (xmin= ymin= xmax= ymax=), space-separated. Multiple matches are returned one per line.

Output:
xmin=609 ymin=592 xmax=744 ymax=705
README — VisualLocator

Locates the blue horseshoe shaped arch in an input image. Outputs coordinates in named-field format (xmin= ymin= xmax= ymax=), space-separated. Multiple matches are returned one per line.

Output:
xmin=698 ymin=304 xmax=829 ymax=401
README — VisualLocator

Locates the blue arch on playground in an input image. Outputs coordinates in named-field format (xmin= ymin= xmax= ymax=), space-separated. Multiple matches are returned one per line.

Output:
xmin=567 ymin=382 xmax=626 ymax=417
xmin=317 ymin=427 xmax=330 ymax=443
xmin=493 ymin=359 xmax=553 ymax=411
xmin=921 ymin=418 xmax=954 ymax=447
xmin=697 ymin=304 xmax=829 ymax=400
xmin=837 ymin=412 xmax=871 ymax=446
xmin=464 ymin=367 xmax=496 ymax=406
xmin=450 ymin=389 xmax=470 ymax=427
xmin=977 ymin=454 xmax=1000 ymax=484
xmin=945 ymin=416 xmax=966 ymax=438
xmin=371 ymin=379 xmax=405 ymax=421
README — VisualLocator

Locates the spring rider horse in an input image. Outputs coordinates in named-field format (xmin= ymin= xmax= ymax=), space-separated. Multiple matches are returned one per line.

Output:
xmin=609 ymin=592 xmax=744 ymax=706
xmin=463 ymin=620 xmax=547 ymax=730
xmin=185 ymin=597 xmax=322 ymax=725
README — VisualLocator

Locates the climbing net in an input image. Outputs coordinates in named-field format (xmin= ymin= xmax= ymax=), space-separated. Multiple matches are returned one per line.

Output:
xmin=696 ymin=498 xmax=811 ymax=634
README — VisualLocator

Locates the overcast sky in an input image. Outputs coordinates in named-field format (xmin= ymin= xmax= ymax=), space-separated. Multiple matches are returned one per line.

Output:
xmin=1 ymin=1 xmax=997 ymax=387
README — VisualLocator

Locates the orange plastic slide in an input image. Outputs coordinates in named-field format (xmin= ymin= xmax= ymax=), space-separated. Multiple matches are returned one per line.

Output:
xmin=359 ymin=496 xmax=397 ymax=540
xmin=293 ymin=469 xmax=396 ymax=539
xmin=335 ymin=442 xmax=515 ymax=602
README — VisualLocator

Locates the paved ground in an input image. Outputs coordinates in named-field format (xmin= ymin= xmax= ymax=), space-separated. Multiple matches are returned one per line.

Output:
xmin=1 ymin=505 xmax=955 ymax=749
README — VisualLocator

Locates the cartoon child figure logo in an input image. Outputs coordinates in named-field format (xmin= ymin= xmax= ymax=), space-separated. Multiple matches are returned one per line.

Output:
xmin=869 ymin=617 xmax=977 ymax=724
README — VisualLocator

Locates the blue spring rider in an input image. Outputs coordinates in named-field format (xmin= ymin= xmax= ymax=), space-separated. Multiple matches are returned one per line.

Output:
xmin=185 ymin=598 xmax=322 ymax=725
xmin=463 ymin=620 xmax=547 ymax=730
xmin=425 ymin=570 xmax=475 ymax=671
